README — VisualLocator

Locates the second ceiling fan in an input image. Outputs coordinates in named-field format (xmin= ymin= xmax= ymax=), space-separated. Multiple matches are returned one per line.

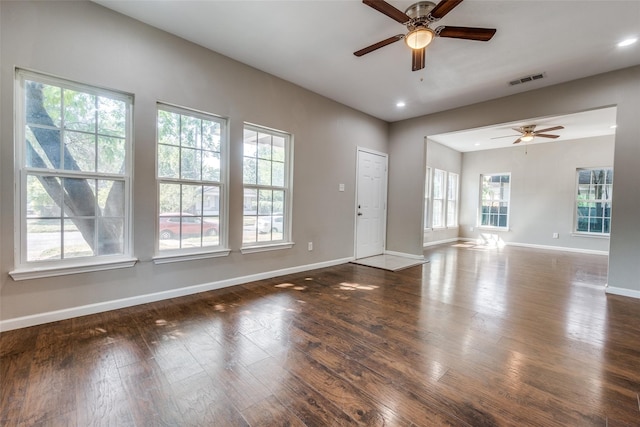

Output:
xmin=354 ymin=0 xmax=497 ymax=71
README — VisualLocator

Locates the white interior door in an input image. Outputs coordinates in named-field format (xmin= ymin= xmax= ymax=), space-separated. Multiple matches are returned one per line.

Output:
xmin=356 ymin=149 xmax=388 ymax=259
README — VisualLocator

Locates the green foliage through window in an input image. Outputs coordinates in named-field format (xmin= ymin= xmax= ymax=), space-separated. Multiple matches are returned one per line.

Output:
xmin=575 ymin=168 xmax=613 ymax=234
xmin=480 ymin=174 xmax=510 ymax=228
xmin=18 ymin=70 xmax=131 ymax=264
xmin=156 ymin=105 xmax=225 ymax=252
xmin=243 ymin=125 xmax=290 ymax=245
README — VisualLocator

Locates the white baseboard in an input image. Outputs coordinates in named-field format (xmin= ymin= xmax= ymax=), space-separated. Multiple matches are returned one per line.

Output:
xmin=0 ymin=257 xmax=353 ymax=332
xmin=454 ymin=238 xmax=608 ymax=256
xmin=605 ymin=285 xmax=640 ymax=299
xmin=504 ymin=242 xmax=608 ymax=256
xmin=383 ymin=250 xmax=425 ymax=261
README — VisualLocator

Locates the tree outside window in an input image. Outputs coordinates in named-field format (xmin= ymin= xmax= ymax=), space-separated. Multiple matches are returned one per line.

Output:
xmin=156 ymin=105 xmax=226 ymax=252
xmin=16 ymin=70 xmax=132 ymax=266
xmin=480 ymin=173 xmax=510 ymax=228
xmin=575 ymin=168 xmax=613 ymax=234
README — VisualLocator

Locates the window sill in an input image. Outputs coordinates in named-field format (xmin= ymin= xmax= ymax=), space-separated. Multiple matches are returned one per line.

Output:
xmin=241 ymin=242 xmax=295 ymax=254
xmin=477 ymin=226 xmax=510 ymax=231
xmin=431 ymin=225 xmax=459 ymax=231
xmin=153 ymin=248 xmax=231 ymax=265
xmin=9 ymin=257 xmax=138 ymax=281
xmin=571 ymin=232 xmax=610 ymax=239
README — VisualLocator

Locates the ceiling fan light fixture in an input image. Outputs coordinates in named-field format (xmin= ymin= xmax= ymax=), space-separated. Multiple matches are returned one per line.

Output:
xmin=521 ymin=134 xmax=534 ymax=142
xmin=405 ymin=27 xmax=434 ymax=50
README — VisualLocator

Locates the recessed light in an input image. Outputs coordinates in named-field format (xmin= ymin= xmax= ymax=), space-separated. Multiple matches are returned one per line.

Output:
xmin=396 ymin=101 xmax=406 ymax=108
xmin=610 ymin=125 xmax=618 ymax=129
xmin=618 ymin=37 xmax=637 ymax=47
xmin=474 ymin=142 xmax=481 ymax=146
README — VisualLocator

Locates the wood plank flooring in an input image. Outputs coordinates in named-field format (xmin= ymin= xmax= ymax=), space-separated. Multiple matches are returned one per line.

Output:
xmin=2 ymin=243 xmax=640 ymax=426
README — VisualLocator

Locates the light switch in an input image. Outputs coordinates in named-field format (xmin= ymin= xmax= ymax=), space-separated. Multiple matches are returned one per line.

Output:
xmin=339 ymin=183 xmax=345 ymax=192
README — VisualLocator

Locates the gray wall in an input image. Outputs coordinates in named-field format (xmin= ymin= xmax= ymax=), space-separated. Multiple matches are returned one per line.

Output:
xmin=388 ymin=65 xmax=640 ymax=296
xmin=0 ymin=1 xmax=388 ymax=324
xmin=459 ymin=135 xmax=614 ymax=252
xmin=424 ymin=140 xmax=462 ymax=245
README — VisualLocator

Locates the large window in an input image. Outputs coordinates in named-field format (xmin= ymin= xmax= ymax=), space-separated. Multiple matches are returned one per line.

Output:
xmin=13 ymin=70 xmax=132 ymax=274
xmin=424 ymin=167 xmax=431 ymax=229
xmin=480 ymin=173 xmax=510 ymax=228
xmin=156 ymin=104 xmax=226 ymax=253
xmin=242 ymin=124 xmax=291 ymax=246
xmin=432 ymin=169 xmax=445 ymax=228
xmin=447 ymin=172 xmax=459 ymax=227
xmin=575 ymin=168 xmax=613 ymax=235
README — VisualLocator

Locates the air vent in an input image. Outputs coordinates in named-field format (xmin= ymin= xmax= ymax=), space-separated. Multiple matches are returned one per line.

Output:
xmin=509 ymin=73 xmax=546 ymax=86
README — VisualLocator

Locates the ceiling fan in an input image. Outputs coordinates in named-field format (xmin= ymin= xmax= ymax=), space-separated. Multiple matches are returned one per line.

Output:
xmin=354 ymin=0 xmax=497 ymax=71
xmin=494 ymin=125 xmax=565 ymax=144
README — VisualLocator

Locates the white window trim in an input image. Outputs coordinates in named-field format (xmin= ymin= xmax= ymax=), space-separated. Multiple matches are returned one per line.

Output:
xmin=424 ymin=166 xmax=432 ymax=231
xmin=478 ymin=172 xmax=511 ymax=230
xmin=571 ymin=232 xmax=610 ymax=239
xmin=9 ymin=257 xmax=137 ymax=281
xmin=13 ymin=69 xmax=135 ymax=279
xmin=152 ymin=248 xmax=231 ymax=265
xmin=432 ymin=168 xmax=446 ymax=229
xmin=573 ymin=167 xmax=612 ymax=236
xmin=155 ymin=102 xmax=230 ymax=256
xmin=446 ymin=172 xmax=459 ymax=228
xmin=240 ymin=242 xmax=295 ymax=254
xmin=242 ymin=123 xmax=294 ymax=248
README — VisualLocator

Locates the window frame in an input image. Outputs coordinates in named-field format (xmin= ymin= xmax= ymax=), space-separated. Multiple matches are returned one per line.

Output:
xmin=424 ymin=166 xmax=432 ymax=230
xmin=573 ymin=167 xmax=613 ymax=237
xmin=11 ymin=69 xmax=136 ymax=280
xmin=431 ymin=168 xmax=446 ymax=229
xmin=478 ymin=173 xmax=511 ymax=230
xmin=153 ymin=102 xmax=230 ymax=263
xmin=241 ymin=123 xmax=294 ymax=253
xmin=446 ymin=172 xmax=459 ymax=228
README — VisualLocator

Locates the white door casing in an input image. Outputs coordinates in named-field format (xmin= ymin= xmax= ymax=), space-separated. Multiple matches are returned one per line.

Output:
xmin=355 ymin=148 xmax=388 ymax=259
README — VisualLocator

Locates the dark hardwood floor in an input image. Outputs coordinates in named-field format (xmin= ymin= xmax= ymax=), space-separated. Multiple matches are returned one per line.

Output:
xmin=2 ymin=243 xmax=640 ymax=426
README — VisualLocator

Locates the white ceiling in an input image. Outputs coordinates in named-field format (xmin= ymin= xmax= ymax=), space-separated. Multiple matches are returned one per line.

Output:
xmin=430 ymin=106 xmax=618 ymax=152
xmin=95 ymin=0 xmax=639 ymax=149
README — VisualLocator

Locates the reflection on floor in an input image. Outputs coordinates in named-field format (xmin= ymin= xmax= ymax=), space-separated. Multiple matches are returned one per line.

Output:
xmin=351 ymin=253 xmax=428 ymax=271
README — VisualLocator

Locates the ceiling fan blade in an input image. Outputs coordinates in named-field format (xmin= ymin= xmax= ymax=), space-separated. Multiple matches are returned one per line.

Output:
xmin=535 ymin=134 xmax=560 ymax=139
xmin=513 ymin=138 xmax=522 ymax=144
xmin=511 ymin=127 xmax=524 ymax=133
xmin=363 ymin=0 xmax=410 ymax=23
xmin=429 ymin=0 xmax=464 ymax=19
xmin=437 ymin=26 xmax=497 ymax=41
xmin=412 ymin=48 xmax=426 ymax=71
xmin=490 ymin=134 xmax=521 ymax=140
xmin=354 ymin=34 xmax=404 ymax=57
xmin=535 ymin=126 xmax=564 ymax=133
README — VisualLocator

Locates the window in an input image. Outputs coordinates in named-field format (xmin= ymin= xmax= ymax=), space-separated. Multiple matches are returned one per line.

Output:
xmin=242 ymin=124 xmax=292 ymax=247
xmin=432 ymin=169 xmax=445 ymax=228
xmin=575 ymin=168 xmax=613 ymax=235
xmin=13 ymin=70 xmax=133 ymax=276
xmin=480 ymin=173 xmax=510 ymax=228
xmin=156 ymin=104 xmax=227 ymax=253
xmin=424 ymin=167 xmax=431 ymax=229
xmin=447 ymin=172 xmax=459 ymax=227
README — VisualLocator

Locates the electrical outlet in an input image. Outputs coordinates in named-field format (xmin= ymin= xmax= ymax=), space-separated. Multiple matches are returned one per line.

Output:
xmin=552 ymin=232 xmax=559 ymax=239
xmin=308 ymin=242 xmax=313 ymax=251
